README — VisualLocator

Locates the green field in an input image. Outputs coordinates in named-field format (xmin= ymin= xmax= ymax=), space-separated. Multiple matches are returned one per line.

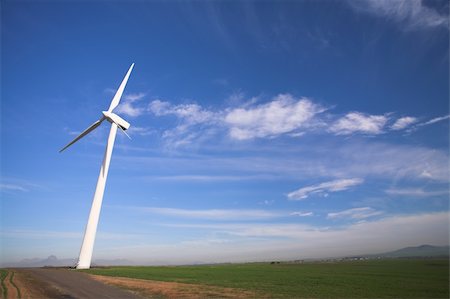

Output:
xmin=87 ymin=259 xmax=449 ymax=298
xmin=0 ymin=269 xmax=8 ymax=299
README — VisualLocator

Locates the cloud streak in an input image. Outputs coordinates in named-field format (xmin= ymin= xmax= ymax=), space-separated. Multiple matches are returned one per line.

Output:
xmin=147 ymin=94 xmax=326 ymax=145
xmin=117 ymin=212 xmax=449 ymax=264
xmin=391 ymin=116 xmax=417 ymax=130
xmin=348 ymin=0 xmax=449 ymax=30
xmin=140 ymin=207 xmax=282 ymax=220
xmin=287 ymin=178 xmax=364 ymax=200
xmin=385 ymin=188 xmax=448 ymax=197
xmin=0 ymin=183 xmax=28 ymax=192
xmin=127 ymin=126 xmax=154 ymax=136
xmin=148 ymin=99 xmax=220 ymax=147
xmin=116 ymin=140 xmax=449 ymax=182
xmin=418 ymin=114 xmax=450 ymax=127
xmin=133 ymin=92 xmax=443 ymax=147
xmin=290 ymin=211 xmax=314 ymax=217
xmin=329 ymin=112 xmax=388 ymax=135
xmin=327 ymin=207 xmax=383 ymax=220
xmin=149 ymin=100 xmax=217 ymax=124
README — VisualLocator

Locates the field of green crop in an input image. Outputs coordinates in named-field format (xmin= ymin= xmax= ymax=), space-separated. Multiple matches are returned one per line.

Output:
xmin=87 ymin=259 xmax=449 ymax=298
xmin=0 ymin=269 xmax=8 ymax=299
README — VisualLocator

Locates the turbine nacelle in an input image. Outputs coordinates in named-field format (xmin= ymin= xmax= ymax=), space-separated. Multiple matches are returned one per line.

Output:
xmin=102 ymin=111 xmax=130 ymax=131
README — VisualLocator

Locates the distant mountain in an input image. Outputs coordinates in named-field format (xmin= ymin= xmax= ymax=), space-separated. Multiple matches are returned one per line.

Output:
xmin=1 ymin=255 xmax=77 ymax=268
xmin=3 ymin=245 xmax=448 ymax=268
xmin=373 ymin=245 xmax=449 ymax=258
xmin=1 ymin=255 xmax=135 ymax=268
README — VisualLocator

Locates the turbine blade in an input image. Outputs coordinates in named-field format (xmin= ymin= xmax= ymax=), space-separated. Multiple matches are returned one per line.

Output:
xmin=120 ymin=126 xmax=132 ymax=140
xmin=59 ymin=118 xmax=105 ymax=153
xmin=107 ymin=63 xmax=135 ymax=113
xmin=110 ymin=118 xmax=132 ymax=140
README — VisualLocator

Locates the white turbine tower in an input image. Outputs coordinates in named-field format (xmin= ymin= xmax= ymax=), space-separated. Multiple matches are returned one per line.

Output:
xmin=60 ymin=63 xmax=134 ymax=269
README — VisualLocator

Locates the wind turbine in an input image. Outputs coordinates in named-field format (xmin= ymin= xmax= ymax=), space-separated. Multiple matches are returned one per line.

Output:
xmin=60 ymin=63 xmax=134 ymax=269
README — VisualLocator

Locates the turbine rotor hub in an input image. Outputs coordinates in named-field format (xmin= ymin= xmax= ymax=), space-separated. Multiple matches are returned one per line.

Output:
xmin=102 ymin=111 xmax=130 ymax=130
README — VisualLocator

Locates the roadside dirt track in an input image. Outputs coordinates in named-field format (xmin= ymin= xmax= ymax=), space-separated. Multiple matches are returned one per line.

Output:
xmin=7 ymin=268 xmax=143 ymax=299
xmin=90 ymin=274 xmax=266 ymax=298
xmin=2 ymin=267 xmax=267 ymax=299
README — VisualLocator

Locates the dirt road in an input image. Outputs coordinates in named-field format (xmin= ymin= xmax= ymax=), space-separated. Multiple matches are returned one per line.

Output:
xmin=3 ymin=268 xmax=265 ymax=298
xmin=4 ymin=268 xmax=143 ymax=299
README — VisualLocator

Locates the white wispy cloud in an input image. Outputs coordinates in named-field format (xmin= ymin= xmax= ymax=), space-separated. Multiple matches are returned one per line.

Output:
xmin=327 ymin=207 xmax=383 ymax=220
xmin=141 ymin=207 xmax=282 ymax=220
xmin=418 ymin=114 xmax=450 ymax=126
xmin=115 ymin=102 xmax=144 ymax=117
xmin=287 ymin=178 xmax=364 ymax=200
xmin=124 ymin=92 xmax=146 ymax=102
xmin=329 ymin=112 xmax=388 ymax=135
xmin=348 ymin=0 xmax=449 ymax=30
xmin=131 ymin=212 xmax=449 ymax=265
xmin=0 ymin=183 xmax=28 ymax=192
xmin=0 ymin=179 xmax=43 ymax=193
xmin=391 ymin=116 xmax=417 ymax=130
xmin=330 ymin=142 xmax=449 ymax=182
xmin=290 ymin=211 xmax=313 ymax=217
xmin=115 ymin=104 xmax=143 ymax=117
xmin=224 ymin=94 xmax=325 ymax=140
xmin=148 ymin=100 xmax=220 ymax=147
xmin=158 ymin=211 xmax=445 ymax=242
xmin=115 ymin=93 xmax=146 ymax=117
xmin=385 ymin=188 xmax=448 ymax=197
xmin=148 ymin=94 xmax=326 ymax=143
xmin=148 ymin=94 xmax=326 ymax=145
xmin=127 ymin=126 xmax=154 ymax=136
xmin=117 ymin=141 xmax=448 ymax=182
xmin=148 ymin=99 xmax=170 ymax=115
xmin=225 ymin=90 xmax=246 ymax=105
xmin=143 ymin=93 xmax=444 ymax=147
xmin=148 ymin=100 xmax=217 ymax=124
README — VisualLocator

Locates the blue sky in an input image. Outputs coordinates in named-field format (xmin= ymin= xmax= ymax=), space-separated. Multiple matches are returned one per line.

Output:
xmin=1 ymin=0 xmax=449 ymax=265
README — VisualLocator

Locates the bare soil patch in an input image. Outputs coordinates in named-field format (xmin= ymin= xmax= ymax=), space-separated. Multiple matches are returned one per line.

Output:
xmin=90 ymin=274 xmax=268 ymax=299
xmin=6 ymin=269 xmax=66 ymax=299
xmin=3 ymin=271 xmax=19 ymax=299
xmin=7 ymin=268 xmax=143 ymax=299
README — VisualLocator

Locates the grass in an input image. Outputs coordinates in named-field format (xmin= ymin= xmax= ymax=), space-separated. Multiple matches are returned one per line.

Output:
xmin=87 ymin=259 xmax=449 ymax=298
xmin=0 ymin=269 xmax=8 ymax=299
